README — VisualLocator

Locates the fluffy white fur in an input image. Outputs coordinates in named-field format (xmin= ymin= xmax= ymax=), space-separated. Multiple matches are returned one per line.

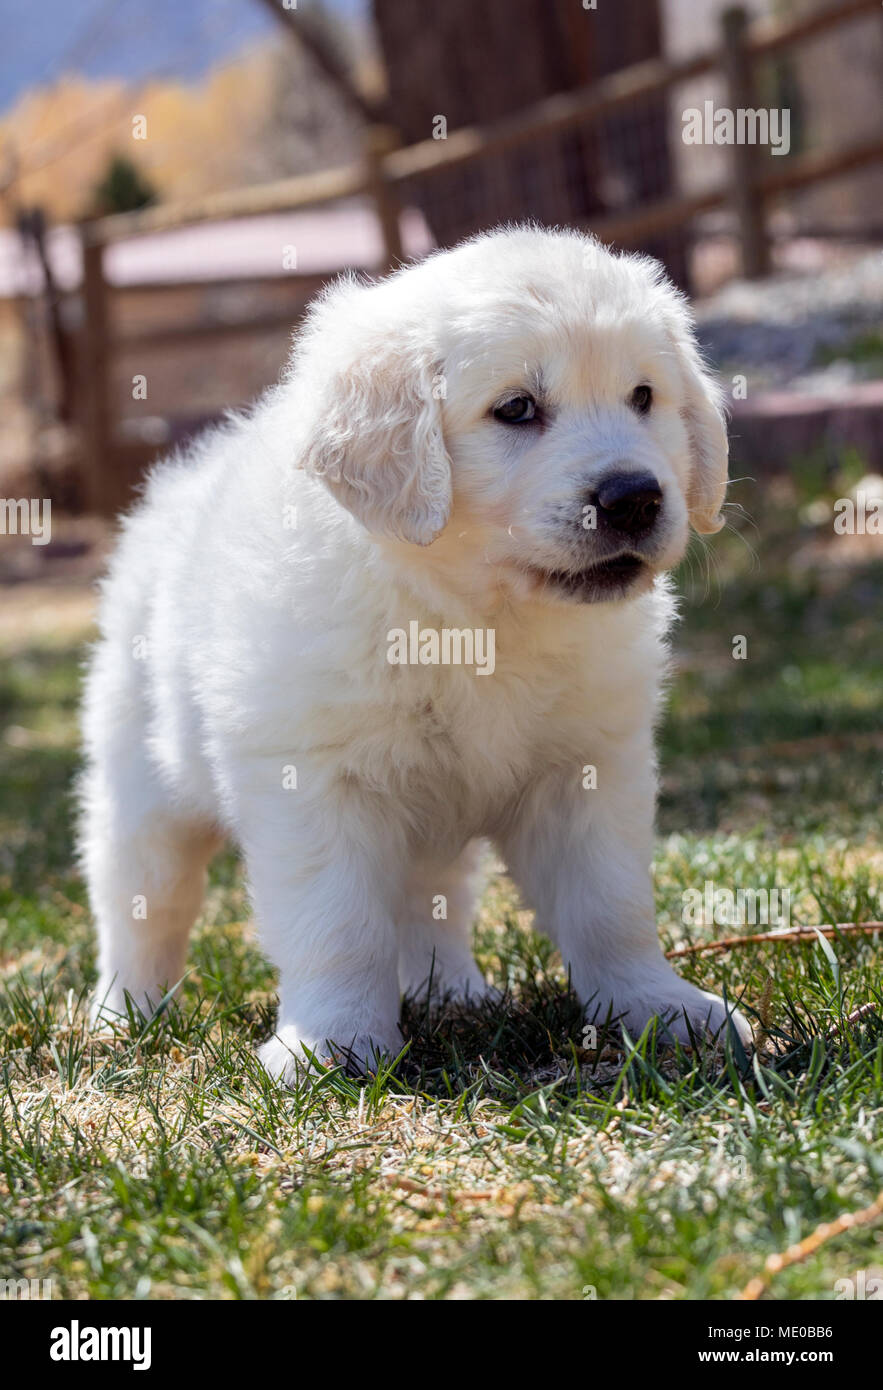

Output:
xmin=80 ymin=226 xmax=751 ymax=1081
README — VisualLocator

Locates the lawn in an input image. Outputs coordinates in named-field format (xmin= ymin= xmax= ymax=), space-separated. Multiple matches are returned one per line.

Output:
xmin=1 ymin=466 xmax=882 ymax=1301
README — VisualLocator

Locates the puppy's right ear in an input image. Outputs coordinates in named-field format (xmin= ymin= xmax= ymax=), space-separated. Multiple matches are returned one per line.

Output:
xmin=293 ymin=278 xmax=451 ymax=546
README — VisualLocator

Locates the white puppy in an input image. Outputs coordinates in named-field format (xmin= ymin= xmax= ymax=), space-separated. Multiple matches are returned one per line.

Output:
xmin=80 ymin=226 xmax=751 ymax=1080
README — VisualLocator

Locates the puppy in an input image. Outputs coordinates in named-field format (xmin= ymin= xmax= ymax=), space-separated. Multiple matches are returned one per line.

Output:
xmin=80 ymin=225 xmax=751 ymax=1080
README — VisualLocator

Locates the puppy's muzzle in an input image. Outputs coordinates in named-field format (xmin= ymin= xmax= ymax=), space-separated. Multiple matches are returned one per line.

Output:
xmin=588 ymin=470 xmax=662 ymax=538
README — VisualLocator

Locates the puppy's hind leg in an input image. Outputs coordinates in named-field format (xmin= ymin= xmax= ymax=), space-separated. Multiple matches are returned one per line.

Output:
xmin=397 ymin=842 xmax=490 ymax=1004
xmin=81 ymin=750 xmax=220 ymax=1022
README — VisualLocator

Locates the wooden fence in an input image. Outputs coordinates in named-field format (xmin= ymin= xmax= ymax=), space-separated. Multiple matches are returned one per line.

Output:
xmin=74 ymin=0 xmax=883 ymax=512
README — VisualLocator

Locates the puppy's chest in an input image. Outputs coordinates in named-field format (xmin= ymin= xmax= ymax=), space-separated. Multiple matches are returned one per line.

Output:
xmin=391 ymin=661 xmax=591 ymax=822
xmin=413 ymin=684 xmax=567 ymax=763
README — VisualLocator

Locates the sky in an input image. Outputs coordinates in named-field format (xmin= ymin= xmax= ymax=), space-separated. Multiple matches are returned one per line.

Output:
xmin=0 ymin=0 xmax=368 ymax=115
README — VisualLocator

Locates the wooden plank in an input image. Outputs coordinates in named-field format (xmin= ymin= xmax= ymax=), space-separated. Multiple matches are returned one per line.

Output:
xmin=89 ymin=162 xmax=368 ymax=245
xmin=722 ymin=6 xmax=771 ymax=278
xmin=78 ymin=232 xmax=112 ymax=513
xmin=582 ymin=134 xmax=883 ymax=247
xmin=363 ymin=126 xmax=403 ymax=270
xmin=383 ymin=51 xmax=718 ymax=183
xmin=758 ymin=133 xmax=883 ymax=198
xmin=585 ymin=187 xmax=728 ymax=246
xmin=748 ymin=0 xmax=880 ymax=59
xmin=98 ymin=272 xmax=332 ymax=298
xmin=116 ymin=309 xmax=312 ymax=350
xmin=382 ymin=0 xmax=881 ymax=185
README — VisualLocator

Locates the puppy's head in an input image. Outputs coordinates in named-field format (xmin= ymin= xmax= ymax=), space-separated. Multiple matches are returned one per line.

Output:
xmin=293 ymin=227 xmax=728 ymax=604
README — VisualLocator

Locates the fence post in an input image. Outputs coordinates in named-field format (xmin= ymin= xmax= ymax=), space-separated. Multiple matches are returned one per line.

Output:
xmin=721 ymin=6 xmax=771 ymax=278
xmin=364 ymin=125 xmax=403 ymax=272
xmin=78 ymin=225 xmax=112 ymax=512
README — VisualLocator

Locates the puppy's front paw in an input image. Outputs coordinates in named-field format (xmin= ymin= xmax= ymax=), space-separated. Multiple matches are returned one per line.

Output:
xmin=652 ymin=985 xmax=753 ymax=1050
xmin=259 ymin=1025 xmax=402 ymax=1086
xmin=594 ymin=970 xmax=752 ymax=1051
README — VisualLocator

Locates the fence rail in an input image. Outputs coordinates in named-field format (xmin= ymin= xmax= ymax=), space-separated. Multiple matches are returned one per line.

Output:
xmin=70 ymin=0 xmax=883 ymax=512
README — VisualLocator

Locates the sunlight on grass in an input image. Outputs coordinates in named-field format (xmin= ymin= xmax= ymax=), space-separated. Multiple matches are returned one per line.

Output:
xmin=1 ymin=471 xmax=882 ymax=1300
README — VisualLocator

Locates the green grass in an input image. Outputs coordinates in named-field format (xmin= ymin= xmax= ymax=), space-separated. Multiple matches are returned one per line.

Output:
xmin=813 ymin=328 xmax=883 ymax=373
xmin=1 ymin=470 xmax=883 ymax=1300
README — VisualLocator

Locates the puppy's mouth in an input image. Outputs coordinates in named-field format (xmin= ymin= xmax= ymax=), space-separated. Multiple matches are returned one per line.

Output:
xmin=527 ymin=553 xmax=649 ymax=602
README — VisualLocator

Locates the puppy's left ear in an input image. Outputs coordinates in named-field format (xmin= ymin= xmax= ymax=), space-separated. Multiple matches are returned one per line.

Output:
xmin=294 ymin=280 xmax=451 ymax=546
xmin=666 ymin=307 xmax=729 ymax=535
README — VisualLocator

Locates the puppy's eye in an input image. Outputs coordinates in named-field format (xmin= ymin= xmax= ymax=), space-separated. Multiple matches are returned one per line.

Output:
xmin=630 ymin=384 xmax=653 ymax=415
xmin=493 ymin=394 xmax=536 ymax=424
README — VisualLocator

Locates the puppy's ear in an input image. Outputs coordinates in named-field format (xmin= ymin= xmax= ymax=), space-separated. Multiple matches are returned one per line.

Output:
xmin=666 ymin=304 xmax=729 ymax=535
xmin=294 ymin=280 xmax=451 ymax=546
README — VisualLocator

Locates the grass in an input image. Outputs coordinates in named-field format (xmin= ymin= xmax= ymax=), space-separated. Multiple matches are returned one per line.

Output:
xmin=813 ymin=328 xmax=883 ymax=374
xmin=1 ymin=469 xmax=883 ymax=1301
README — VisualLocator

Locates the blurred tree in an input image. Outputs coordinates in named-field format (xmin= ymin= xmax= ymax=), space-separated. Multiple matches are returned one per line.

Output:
xmin=90 ymin=153 xmax=156 ymax=216
xmin=255 ymin=1 xmax=374 ymax=183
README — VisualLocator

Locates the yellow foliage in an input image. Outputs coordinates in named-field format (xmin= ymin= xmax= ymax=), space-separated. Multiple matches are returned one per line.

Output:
xmin=0 ymin=43 xmax=281 ymax=226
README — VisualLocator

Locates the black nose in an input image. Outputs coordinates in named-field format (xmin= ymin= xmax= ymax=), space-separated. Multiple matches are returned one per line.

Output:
xmin=594 ymin=471 xmax=663 ymax=535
